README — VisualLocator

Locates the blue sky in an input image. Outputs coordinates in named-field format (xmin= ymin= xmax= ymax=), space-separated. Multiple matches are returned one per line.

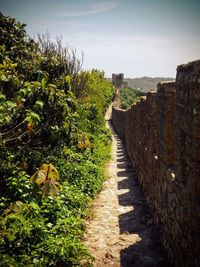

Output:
xmin=0 ymin=0 xmax=200 ymax=78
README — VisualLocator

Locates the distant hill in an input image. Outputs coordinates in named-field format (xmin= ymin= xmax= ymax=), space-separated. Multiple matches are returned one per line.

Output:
xmin=108 ymin=77 xmax=175 ymax=93
xmin=124 ymin=77 xmax=175 ymax=93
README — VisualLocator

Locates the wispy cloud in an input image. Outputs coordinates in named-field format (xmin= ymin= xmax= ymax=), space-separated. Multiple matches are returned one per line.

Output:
xmin=60 ymin=1 xmax=119 ymax=17
xmin=63 ymin=35 xmax=175 ymax=46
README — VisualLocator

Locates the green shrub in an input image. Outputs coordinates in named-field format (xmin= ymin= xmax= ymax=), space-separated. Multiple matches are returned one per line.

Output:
xmin=0 ymin=12 xmax=114 ymax=266
xmin=120 ymin=87 xmax=146 ymax=109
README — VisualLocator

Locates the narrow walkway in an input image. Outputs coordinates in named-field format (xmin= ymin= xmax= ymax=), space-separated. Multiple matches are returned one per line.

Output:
xmin=84 ymin=106 xmax=169 ymax=267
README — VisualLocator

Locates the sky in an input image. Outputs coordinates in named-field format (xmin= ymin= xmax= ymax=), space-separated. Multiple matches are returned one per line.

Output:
xmin=0 ymin=0 xmax=200 ymax=78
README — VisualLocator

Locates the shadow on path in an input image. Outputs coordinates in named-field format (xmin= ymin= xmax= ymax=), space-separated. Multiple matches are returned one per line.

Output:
xmin=112 ymin=123 xmax=171 ymax=267
xmin=85 ymin=108 xmax=171 ymax=267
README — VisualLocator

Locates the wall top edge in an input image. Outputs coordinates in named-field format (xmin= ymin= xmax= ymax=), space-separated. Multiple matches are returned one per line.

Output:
xmin=177 ymin=60 xmax=200 ymax=75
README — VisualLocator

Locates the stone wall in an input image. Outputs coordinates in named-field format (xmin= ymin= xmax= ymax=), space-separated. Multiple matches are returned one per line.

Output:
xmin=112 ymin=60 xmax=200 ymax=267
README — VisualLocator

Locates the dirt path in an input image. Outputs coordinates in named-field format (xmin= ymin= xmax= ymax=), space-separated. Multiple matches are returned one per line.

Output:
xmin=84 ymin=105 xmax=169 ymax=267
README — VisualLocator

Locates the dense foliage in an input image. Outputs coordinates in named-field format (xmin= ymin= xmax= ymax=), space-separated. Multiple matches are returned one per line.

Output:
xmin=120 ymin=87 xmax=146 ymax=109
xmin=0 ymin=12 xmax=114 ymax=266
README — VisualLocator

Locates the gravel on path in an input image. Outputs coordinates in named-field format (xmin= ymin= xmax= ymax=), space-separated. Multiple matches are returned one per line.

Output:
xmin=84 ymin=105 xmax=170 ymax=267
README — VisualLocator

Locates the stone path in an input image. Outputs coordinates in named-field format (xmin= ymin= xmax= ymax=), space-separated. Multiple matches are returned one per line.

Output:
xmin=84 ymin=105 xmax=170 ymax=267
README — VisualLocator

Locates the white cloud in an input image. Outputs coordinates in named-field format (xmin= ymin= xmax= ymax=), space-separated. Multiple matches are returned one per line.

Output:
xmin=60 ymin=1 xmax=119 ymax=17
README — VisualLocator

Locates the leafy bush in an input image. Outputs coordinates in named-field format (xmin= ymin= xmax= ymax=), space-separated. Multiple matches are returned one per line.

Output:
xmin=0 ymin=12 xmax=114 ymax=266
xmin=120 ymin=87 xmax=146 ymax=109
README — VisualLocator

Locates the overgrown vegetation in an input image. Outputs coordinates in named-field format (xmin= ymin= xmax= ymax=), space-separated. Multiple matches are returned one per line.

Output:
xmin=0 ymin=12 xmax=114 ymax=266
xmin=120 ymin=87 xmax=146 ymax=109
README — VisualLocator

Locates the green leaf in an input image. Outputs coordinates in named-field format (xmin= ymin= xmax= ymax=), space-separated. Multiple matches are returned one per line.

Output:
xmin=25 ymin=111 xmax=40 ymax=123
xmin=48 ymin=84 xmax=57 ymax=89
xmin=41 ymin=78 xmax=46 ymax=89
xmin=65 ymin=75 xmax=71 ymax=85
xmin=33 ymin=81 xmax=41 ymax=88
xmin=34 ymin=100 xmax=44 ymax=109
xmin=0 ymin=74 xmax=8 ymax=82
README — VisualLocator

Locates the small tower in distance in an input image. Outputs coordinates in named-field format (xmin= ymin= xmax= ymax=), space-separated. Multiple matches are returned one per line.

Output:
xmin=112 ymin=73 xmax=127 ymax=88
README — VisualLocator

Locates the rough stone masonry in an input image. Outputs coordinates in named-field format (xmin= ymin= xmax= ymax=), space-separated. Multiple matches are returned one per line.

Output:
xmin=112 ymin=60 xmax=200 ymax=267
